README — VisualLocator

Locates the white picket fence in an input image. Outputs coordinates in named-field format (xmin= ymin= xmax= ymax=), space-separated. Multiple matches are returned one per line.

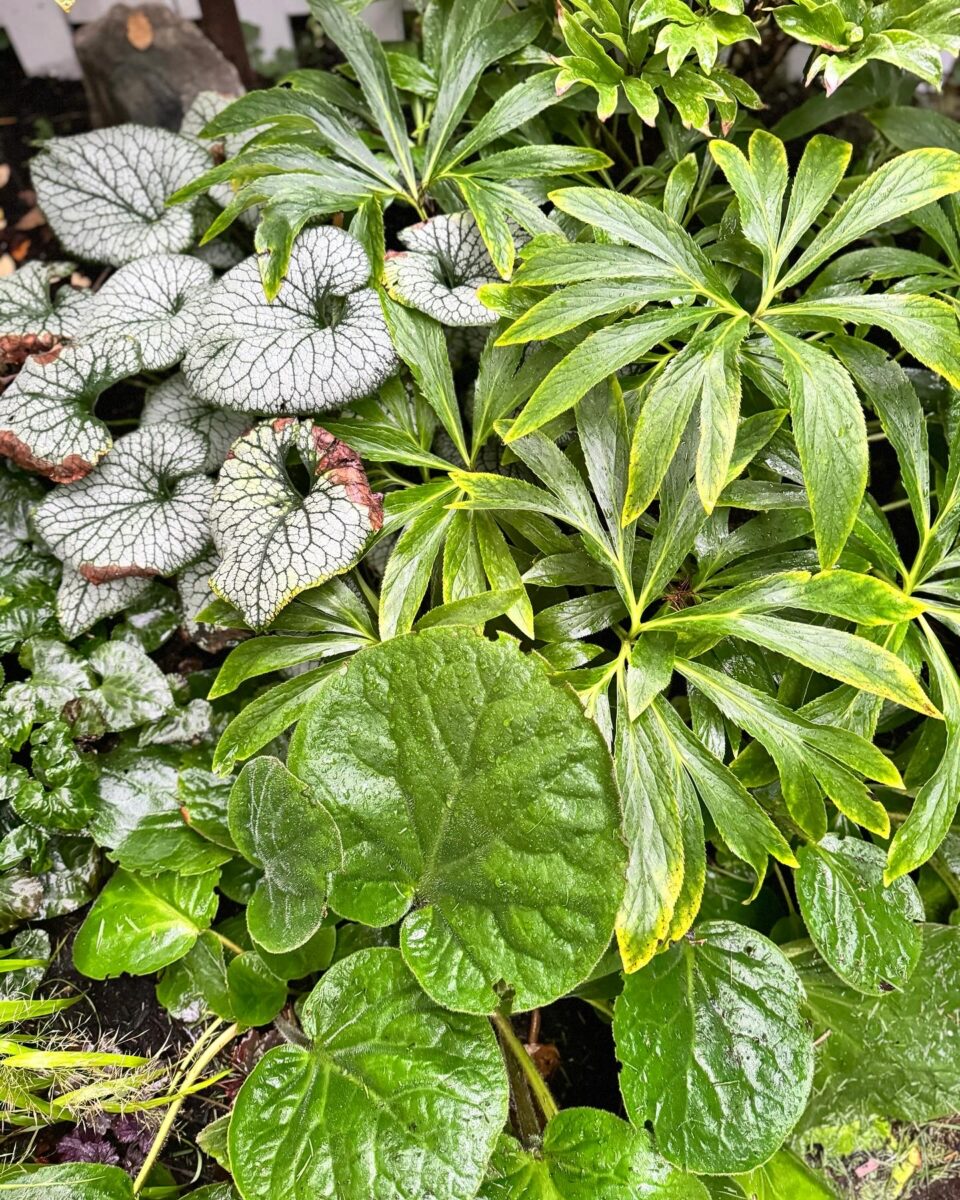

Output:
xmin=2 ymin=0 xmax=405 ymax=79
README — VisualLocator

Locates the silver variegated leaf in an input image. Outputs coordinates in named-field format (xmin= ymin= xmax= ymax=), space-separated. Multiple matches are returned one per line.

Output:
xmin=384 ymin=212 xmax=511 ymax=327
xmin=0 ymin=262 xmax=91 ymax=337
xmin=31 ymin=126 xmax=211 ymax=266
xmin=180 ymin=92 xmax=260 ymax=232
xmin=77 ymin=255 xmax=214 ymax=371
xmin=57 ymin=565 xmax=153 ymax=640
xmin=179 ymin=90 xmax=235 ymax=141
xmin=142 ymin=374 xmax=252 ymax=472
xmin=34 ymin=423 xmax=213 ymax=583
xmin=0 ymin=338 xmax=141 ymax=481
xmin=178 ymin=552 xmax=245 ymax=652
xmin=210 ymin=418 xmax=383 ymax=628
xmin=183 ymin=227 xmax=397 ymax=414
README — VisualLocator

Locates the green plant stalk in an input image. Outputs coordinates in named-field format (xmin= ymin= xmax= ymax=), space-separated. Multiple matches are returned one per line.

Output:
xmin=132 ymin=1022 xmax=240 ymax=1195
xmin=491 ymin=1011 xmax=559 ymax=1123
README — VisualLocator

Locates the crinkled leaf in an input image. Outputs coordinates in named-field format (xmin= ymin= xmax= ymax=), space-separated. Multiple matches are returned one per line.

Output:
xmin=0 ymin=262 xmax=91 ymax=337
xmin=183 ymin=227 xmax=396 ymax=413
xmin=72 ymin=867 xmax=219 ymax=978
xmin=228 ymin=946 xmax=507 ymax=1200
xmin=34 ymin=424 xmax=213 ymax=582
xmin=614 ymin=921 xmax=814 ymax=1173
xmin=229 ymin=757 xmax=341 ymax=952
xmin=77 ymin=255 xmax=214 ymax=371
xmin=288 ymin=628 xmax=625 ymax=1014
xmin=384 ymin=212 xmax=505 ymax=326
xmin=796 ymin=835 xmax=923 ymax=995
xmin=142 ymin=374 xmax=252 ymax=473
xmin=86 ymin=638 xmax=174 ymax=730
xmin=210 ymin=419 xmax=382 ymax=629
xmin=31 ymin=126 xmax=210 ymax=266
xmin=0 ymin=339 xmax=140 ymax=482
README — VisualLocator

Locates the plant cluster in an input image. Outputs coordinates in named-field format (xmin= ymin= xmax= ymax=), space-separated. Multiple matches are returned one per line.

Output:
xmin=1 ymin=0 xmax=960 ymax=1197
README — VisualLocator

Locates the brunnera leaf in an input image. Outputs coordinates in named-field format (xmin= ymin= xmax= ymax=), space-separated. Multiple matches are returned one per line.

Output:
xmin=209 ymin=418 xmax=383 ymax=629
xmin=796 ymin=835 xmax=923 ymax=995
xmin=478 ymin=1108 xmax=709 ymax=1199
xmin=77 ymin=255 xmax=214 ymax=372
xmin=0 ymin=261 xmax=91 ymax=338
xmin=33 ymin=423 xmax=213 ymax=584
xmin=288 ymin=627 xmax=626 ymax=1014
xmin=141 ymin=373 xmax=253 ymax=473
xmin=31 ymin=126 xmax=211 ymax=267
xmin=613 ymin=921 xmax=814 ymax=1174
xmin=182 ymin=226 xmax=397 ymax=414
xmin=0 ymin=338 xmax=141 ymax=482
xmin=56 ymin=567 xmax=152 ymax=640
xmin=228 ymin=757 xmax=342 ymax=953
xmin=227 ymin=947 xmax=508 ymax=1200
xmin=384 ymin=211 xmax=508 ymax=326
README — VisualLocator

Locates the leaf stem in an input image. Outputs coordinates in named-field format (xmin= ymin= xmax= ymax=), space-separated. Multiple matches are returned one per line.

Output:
xmin=491 ymin=1011 xmax=559 ymax=1123
xmin=132 ymin=1022 xmax=240 ymax=1195
xmin=211 ymin=930 xmax=245 ymax=957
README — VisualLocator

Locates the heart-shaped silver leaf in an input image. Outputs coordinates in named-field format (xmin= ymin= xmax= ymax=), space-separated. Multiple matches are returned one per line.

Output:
xmin=383 ymin=212 xmax=510 ymax=327
xmin=142 ymin=373 xmax=252 ymax=472
xmin=77 ymin=255 xmax=214 ymax=371
xmin=57 ymin=566 xmax=153 ymax=640
xmin=183 ymin=226 xmax=397 ymax=414
xmin=34 ymin=423 xmax=213 ymax=583
xmin=31 ymin=126 xmax=211 ymax=267
xmin=210 ymin=418 xmax=382 ymax=628
xmin=0 ymin=338 xmax=141 ymax=481
xmin=0 ymin=262 xmax=91 ymax=338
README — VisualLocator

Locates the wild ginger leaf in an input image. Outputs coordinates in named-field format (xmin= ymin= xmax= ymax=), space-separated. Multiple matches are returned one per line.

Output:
xmin=614 ymin=921 xmax=813 ymax=1174
xmin=288 ymin=628 xmax=625 ymax=1013
xmin=209 ymin=419 xmax=383 ymax=630
xmin=228 ymin=947 xmax=508 ymax=1200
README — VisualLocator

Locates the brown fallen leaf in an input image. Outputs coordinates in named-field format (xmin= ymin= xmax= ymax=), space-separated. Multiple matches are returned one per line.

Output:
xmin=0 ymin=165 xmax=10 ymax=189
xmin=127 ymin=10 xmax=154 ymax=50
xmin=14 ymin=207 xmax=45 ymax=232
xmin=70 ymin=272 xmax=93 ymax=289
xmin=0 ymin=254 xmax=14 ymax=278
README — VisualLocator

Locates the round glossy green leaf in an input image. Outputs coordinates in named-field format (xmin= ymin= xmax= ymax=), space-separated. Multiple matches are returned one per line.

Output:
xmin=31 ymin=126 xmax=210 ymax=266
xmin=72 ymin=867 xmax=219 ymax=978
xmin=796 ymin=835 xmax=923 ymax=994
xmin=288 ymin=628 xmax=625 ymax=1014
xmin=228 ymin=946 xmax=508 ymax=1200
xmin=479 ymin=1109 xmax=709 ymax=1199
xmin=614 ymin=921 xmax=814 ymax=1174
xmin=157 ymin=931 xmax=286 ymax=1027
xmin=228 ymin=756 xmax=342 ymax=953
xmin=0 ymin=1163 xmax=133 ymax=1197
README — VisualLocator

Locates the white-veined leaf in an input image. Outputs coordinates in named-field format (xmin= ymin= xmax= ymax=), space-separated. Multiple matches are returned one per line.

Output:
xmin=0 ymin=262 xmax=91 ymax=337
xmin=141 ymin=373 xmax=252 ymax=473
xmin=31 ymin=126 xmax=210 ymax=266
xmin=0 ymin=338 xmax=140 ymax=482
xmin=183 ymin=226 xmax=397 ymax=413
xmin=209 ymin=418 xmax=383 ymax=629
xmin=56 ymin=567 xmax=152 ymax=640
xmin=77 ymin=255 xmax=214 ymax=372
xmin=33 ymin=424 xmax=213 ymax=582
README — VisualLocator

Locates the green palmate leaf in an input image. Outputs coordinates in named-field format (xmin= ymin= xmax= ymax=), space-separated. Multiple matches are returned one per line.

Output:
xmin=31 ymin=126 xmax=210 ymax=266
xmin=764 ymin=326 xmax=867 ymax=568
xmin=76 ymin=254 xmax=213 ymax=372
xmin=72 ymin=868 xmax=219 ymax=978
xmin=0 ymin=1164 xmax=134 ymax=1198
xmin=229 ymin=757 xmax=341 ymax=953
xmin=183 ymin=227 xmax=396 ymax=411
xmin=288 ymin=628 xmax=625 ymax=1013
xmin=33 ymin=424 xmax=212 ymax=583
xmin=0 ymin=262 xmax=91 ymax=338
xmin=478 ymin=1108 xmax=709 ymax=1199
xmin=796 ymin=835 xmax=923 ymax=994
xmin=209 ymin=419 xmax=383 ymax=629
xmin=709 ymin=130 xmax=788 ymax=283
xmin=614 ymin=921 xmax=814 ymax=1174
xmin=228 ymin=947 xmax=508 ymax=1200
xmin=797 ymin=925 xmax=960 ymax=1128
xmin=0 ymin=338 xmax=140 ymax=482
xmin=886 ymin=620 xmax=960 ymax=883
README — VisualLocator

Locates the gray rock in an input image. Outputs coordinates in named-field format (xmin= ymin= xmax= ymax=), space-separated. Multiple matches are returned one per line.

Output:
xmin=75 ymin=4 xmax=244 ymax=130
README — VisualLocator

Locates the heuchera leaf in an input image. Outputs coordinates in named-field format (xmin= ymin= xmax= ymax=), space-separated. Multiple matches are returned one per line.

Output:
xmin=288 ymin=628 xmax=626 ymax=1014
xmin=0 ymin=338 xmax=140 ymax=482
xmin=227 ymin=947 xmax=508 ymax=1200
xmin=183 ymin=226 xmax=397 ymax=413
xmin=228 ymin=757 xmax=342 ymax=953
xmin=141 ymin=373 xmax=253 ymax=473
xmin=31 ymin=126 xmax=211 ymax=266
xmin=209 ymin=418 xmax=383 ymax=629
xmin=0 ymin=262 xmax=91 ymax=337
xmin=33 ymin=424 xmax=213 ymax=583
xmin=384 ymin=211 xmax=507 ymax=326
xmin=77 ymin=255 xmax=214 ymax=372
xmin=614 ymin=921 xmax=814 ymax=1174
